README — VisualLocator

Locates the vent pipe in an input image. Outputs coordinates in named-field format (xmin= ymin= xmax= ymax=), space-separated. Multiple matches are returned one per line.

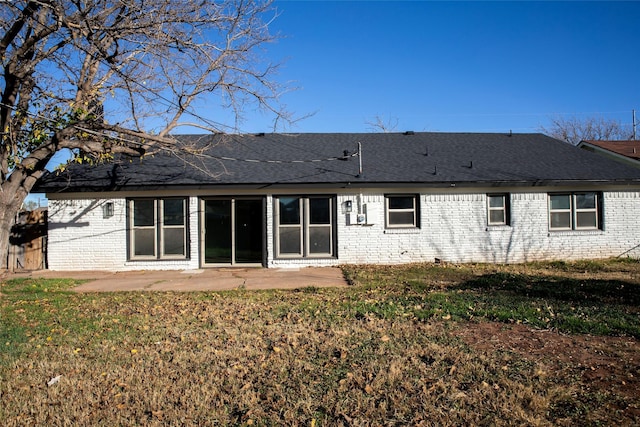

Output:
xmin=357 ymin=142 xmax=363 ymax=177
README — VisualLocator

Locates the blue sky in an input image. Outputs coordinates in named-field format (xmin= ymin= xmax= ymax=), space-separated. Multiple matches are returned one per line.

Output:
xmin=27 ymin=0 xmax=638 ymax=205
xmin=241 ymin=0 xmax=639 ymax=134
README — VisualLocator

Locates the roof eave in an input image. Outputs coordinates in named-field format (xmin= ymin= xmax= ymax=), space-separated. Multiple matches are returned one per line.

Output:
xmin=36 ymin=178 xmax=640 ymax=195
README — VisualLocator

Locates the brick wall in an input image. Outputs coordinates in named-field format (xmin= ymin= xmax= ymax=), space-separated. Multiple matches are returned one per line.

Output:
xmin=332 ymin=190 xmax=640 ymax=265
xmin=47 ymin=189 xmax=640 ymax=270
xmin=47 ymin=197 xmax=200 ymax=271
xmin=48 ymin=198 xmax=127 ymax=270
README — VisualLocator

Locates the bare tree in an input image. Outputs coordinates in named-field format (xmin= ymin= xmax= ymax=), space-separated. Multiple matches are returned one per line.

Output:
xmin=540 ymin=115 xmax=633 ymax=145
xmin=365 ymin=114 xmax=399 ymax=133
xmin=0 ymin=0 xmax=292 ymax=269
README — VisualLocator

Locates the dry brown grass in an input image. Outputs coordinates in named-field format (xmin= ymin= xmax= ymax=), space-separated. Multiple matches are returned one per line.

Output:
xmin=1 ymin=260 xmax=639 ymax=425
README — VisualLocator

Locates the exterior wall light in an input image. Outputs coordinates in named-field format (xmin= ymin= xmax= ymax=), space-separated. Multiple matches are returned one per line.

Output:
xmin=103 ymin=201 xmax=114 ymax=218
xmin=344 ymin=200 xmax=353 ymax=213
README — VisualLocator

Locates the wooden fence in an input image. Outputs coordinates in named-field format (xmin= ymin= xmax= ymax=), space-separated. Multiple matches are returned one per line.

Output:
xmin=7 ymin=208 xmax=47 ymax=271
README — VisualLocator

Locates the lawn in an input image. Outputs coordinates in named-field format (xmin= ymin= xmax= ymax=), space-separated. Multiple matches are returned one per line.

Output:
xmin=1 ymin=259 xmax=639 ymax=426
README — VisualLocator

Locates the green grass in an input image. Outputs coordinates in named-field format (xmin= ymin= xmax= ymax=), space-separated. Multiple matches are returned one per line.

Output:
xmin=0 ymin=278 xmax=140 ymax=361
xmin=341 ymin=262 xmax=640 ymax=337
xmin=1 ymin=259 xmax=639 ymax=425
xmin=1 ymin=279 xmax=82 ymax=354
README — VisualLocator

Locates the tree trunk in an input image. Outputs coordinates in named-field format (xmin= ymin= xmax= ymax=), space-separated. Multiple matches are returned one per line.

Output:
xmin=1 ymin=180 xmax=28 ymax=271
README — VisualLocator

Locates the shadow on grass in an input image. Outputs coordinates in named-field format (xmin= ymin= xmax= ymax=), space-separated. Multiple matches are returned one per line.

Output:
xmin=454 ymin=272 xmax=640 ymax=307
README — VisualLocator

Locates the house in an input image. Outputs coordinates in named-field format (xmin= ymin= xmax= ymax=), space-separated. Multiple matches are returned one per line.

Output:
xmin=578 ymin=140 xmax=640 ymax=168
xmin=35 ymin=132 xmax=640 ymax=271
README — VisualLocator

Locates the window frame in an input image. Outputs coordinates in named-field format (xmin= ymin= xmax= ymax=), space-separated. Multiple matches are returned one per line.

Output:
xmin=574 ymin=193 xmax=599 ymax=230
xmin=385 ymin=194 xmax=419 ymax=229
xmin=548 ymin=192 xmax=602 ymax=231
xmin=487 ymin=193 xmax=511 ymax=226
xmin=274 ymin=195 xmax=336 ymax=259
xmin=307 ymin=196 xmax=334 ymax=256
xmin=276 ymin=196 xmax=304 ymax=257
xmin=128 ymin=198 xmax=189 ymax=261
xmin=549 ymin=194 xmax=573 ymax=231
xmin=160 ymin=198 xmax=188 ymax=257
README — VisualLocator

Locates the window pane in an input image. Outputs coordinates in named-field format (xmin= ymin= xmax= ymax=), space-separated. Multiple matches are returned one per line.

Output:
xmin=550 ymin=212 xmax=571 ymax=229
xmin=133 ymin=200 xmax=155 ymax=226
xmin=389 ymin=211 xmax=415 ymax=226
xmin=550 ymin=195 xmax=570 ymax=210
xmin=279 ymin=227 xmax=301 ymax=255
xmin=388 ymin=196 xmax=414 ymax=210
xmin=488 ymin=195 xmax=505 ymax=208
xmin=309 ymin=226 xmax=331 ymax=254
xmin=279 ymin=197 xmax=300 ymax=225
xmin=575 ymin=193 xmax=596 ymax=209
xmin=489 ymin=210 xmax=505 ymax=224
xmin=163 ymin=199 xmax=185 ymax=225
xmin=576 ymin=212 xmax=597 ymax=228
xmin=134 ymin=229 xmax=155 ymax=256
xmin=309 ymin=198 xmax=331 ymax=224
xmin=163 ymin=228 xmax=185 ymax=255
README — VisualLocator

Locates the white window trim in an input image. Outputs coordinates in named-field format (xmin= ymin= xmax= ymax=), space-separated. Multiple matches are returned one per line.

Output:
xmin=130 ymin=199 xmax=157 ymax=260
xmin=160 ymin=199 xmax=188 ymax=258
xmin=276 ymin=197 xmax=303 ymax=258
xmin=574 ymin=194 xmax=599 ymax=230
xmin=275 ymin=196 xmax=335 ymax=259
xmin=549 ymin=194 xmax=573 ymax=231
xmin=129 ymin=198 xmax=188 ymax=261
xmin=306 ymin=197 xmax=334 ymax=257
xmin=487 ymin=194 xmax=508 ymax=226
xmin=548 ymin=193 xmax=600 ymax=231
xmin=385 ymin=195 xmax=418 ymax=228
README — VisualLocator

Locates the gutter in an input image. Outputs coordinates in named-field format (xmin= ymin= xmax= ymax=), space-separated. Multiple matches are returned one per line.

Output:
xmin=36 ymin=178 xmax=640 ymax=194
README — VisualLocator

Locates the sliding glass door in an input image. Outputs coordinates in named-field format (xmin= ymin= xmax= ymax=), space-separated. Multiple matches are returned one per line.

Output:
xmin=202 ymin=198 xmax=264 ymax=266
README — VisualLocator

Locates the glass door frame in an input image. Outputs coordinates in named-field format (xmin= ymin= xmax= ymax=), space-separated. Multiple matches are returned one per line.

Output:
xmin=200 ymin=197 xmax=265 ymax=267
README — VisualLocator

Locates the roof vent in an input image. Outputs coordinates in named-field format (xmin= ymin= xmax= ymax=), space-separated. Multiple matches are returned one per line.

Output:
xmin=255 ymin=132 xmax=265 ymax=137
xmin=403 ymin=131 xmax=415 ymax=136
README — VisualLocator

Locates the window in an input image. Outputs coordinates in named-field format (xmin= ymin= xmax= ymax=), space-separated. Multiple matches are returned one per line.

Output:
xmin=548 ymin=192 xmax=602 ymax=231
xmin=129 ymin=198 xmax=188 ymax=259
xmin=385 ymin=195 xmax=419 ymax=228
xmin=275 ymin=196 xmax=335 ymax=258
xmin=487 ymin=194 xmax=510 ymax=226
xmin=277 ymin=197 xmax=302 ymax=256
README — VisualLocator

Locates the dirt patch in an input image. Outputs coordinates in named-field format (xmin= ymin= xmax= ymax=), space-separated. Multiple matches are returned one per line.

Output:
xmin=459 ymin=321 xmax=640 ymax=418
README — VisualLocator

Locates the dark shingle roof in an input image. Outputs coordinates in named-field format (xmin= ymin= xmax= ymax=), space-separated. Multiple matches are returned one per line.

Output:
xmin=35 ymin=132 xmax=640 ymax=193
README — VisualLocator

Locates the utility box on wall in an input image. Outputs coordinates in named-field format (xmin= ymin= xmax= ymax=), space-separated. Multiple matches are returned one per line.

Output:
xmin=357 ymin=203 xmax=367 ymax=225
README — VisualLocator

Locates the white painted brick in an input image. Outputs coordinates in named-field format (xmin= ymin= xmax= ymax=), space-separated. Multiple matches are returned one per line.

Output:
xmin=333 ymin=190 xmax=640 ymax=265
xmin=48 ymin=197 xmax=200 ymax=271
xmin=47 ymin=189 xmax=640 ymax=270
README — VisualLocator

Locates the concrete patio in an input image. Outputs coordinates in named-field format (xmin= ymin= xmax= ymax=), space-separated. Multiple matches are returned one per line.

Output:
xmin=3 ymin=267 xmax=349 ymax=292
